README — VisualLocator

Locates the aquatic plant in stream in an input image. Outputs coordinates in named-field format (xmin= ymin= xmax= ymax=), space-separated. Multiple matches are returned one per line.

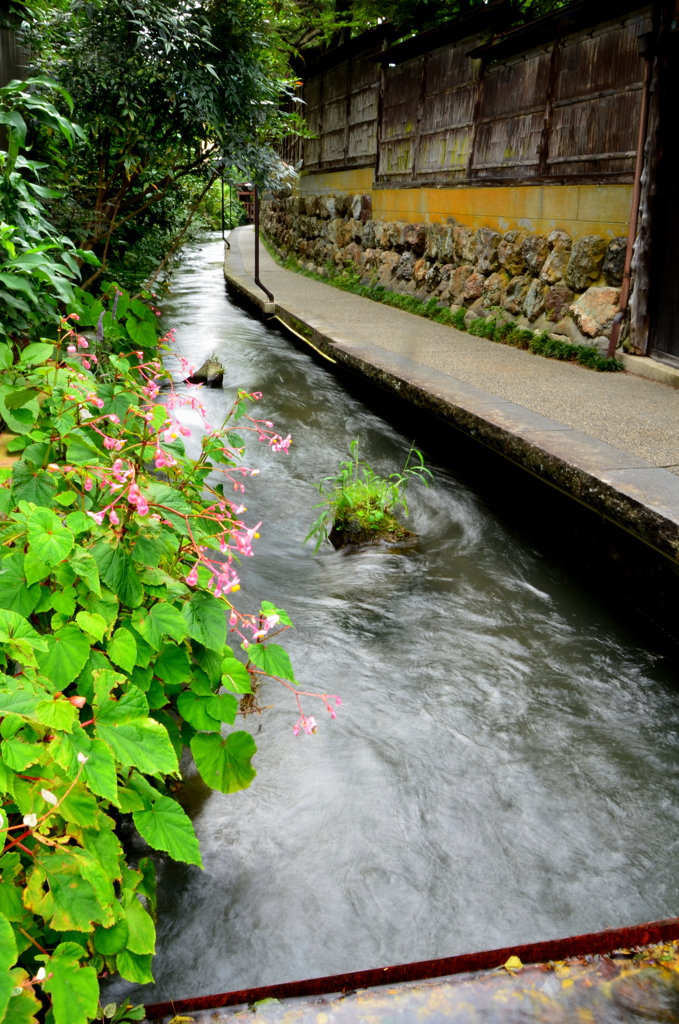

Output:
xmin=305 ymin=439 xmax=432 ymax=550
xmin=0 ymin=289 xmax=339 ymax=1024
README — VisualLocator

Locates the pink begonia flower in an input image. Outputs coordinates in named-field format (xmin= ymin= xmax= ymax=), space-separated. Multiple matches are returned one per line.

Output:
xmin=305 ymin=716 xmax=317 ymax=734
xmin=90 ymin=354 xmax=98 ymax=364
xmin=84 ymin=478 xmax=93 ymax=492
xmin=77 ymin=337 xmax=88 ymax=348
xmin=180 ymin=425 xmax=191 ymax=437
xmin=186 ymin=565 xmax=198 ymax=586
xmin=87 ymin=510 xmax=106 ymax=525
xmin=108 ymin=414 xmax=120 ymax=424
xmin=69 ymin=695 xmax=86 ymax=708
xmin=136 ymin=499 xmax=149 ymax=516
xmin=103 ymin=436 xmax=117 ymax=450
xmin=229 ymin=611 xmax=238 ymax=625
xmin=335 ymin=697 xmax=342 ymax=705
xmin=67 ymin=345 xmax=76 ymax=354
xmin=47 ymin=464 xmax=59 ymax=473
xmin=109 ymin=509 xmax=120 ymax=525
xmin=82 ymin=359 xmax=91 ymax=369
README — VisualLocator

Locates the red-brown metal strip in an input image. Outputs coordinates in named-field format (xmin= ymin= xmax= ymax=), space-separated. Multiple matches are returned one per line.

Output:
xmin=143 ymin=915 xmax=679 ymax=1019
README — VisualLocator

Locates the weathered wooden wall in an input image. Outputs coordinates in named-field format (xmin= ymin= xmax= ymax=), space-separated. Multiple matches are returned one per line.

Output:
xmin=299 ymin=6 xmax=652 ymax=187
xmin=0 ymin=28 xmax=27 ymax=88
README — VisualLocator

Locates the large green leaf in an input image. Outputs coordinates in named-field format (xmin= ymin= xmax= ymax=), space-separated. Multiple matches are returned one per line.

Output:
xmin=106 ymin=627 xmax=137 ymax=672
xmin=34 ymin=625 xmax=90 ymax=690
xmin=95 ymin=693 xmax=177 ymax=776
xmin=1 ymin=738 xmax=42 ymax=772
xmin=0 ymin=553 xmax=40 ymax=617
xmin=176 ymin=691 xmax=219 ymax=732
xmin=40 ymin=942 xmax=98 ymax=1024
xmin=221 ymin=658 xmax=253 ymax=694
xmin=24 ymin=853 xmax=113 ymax=932
xmin=33 ymin=695 xmax=77 ymax=732
xmin=0 ymin=610 xmax=48 ymax=663
xmin=182 ymin=592 xmax=226 ymax=651
xmin=0 ymin=911 xmax=18 ymax=1022
xmin=93 ymin=917 xmax=128 ymax=955
xmin=131 ymin=602 xmax=187 ymax=650
xmin=122 ymin=889 xmax=156 ymax=954
xmin=70 ymin=549 xmax=101 ymax=596
xmin=4 ymin=967 xmax=41 ymax=1024
xmin=75 ymin=611 xmax=107 ymax=642
xmin=116 ymin=949 xmax=154 ymax=984
xmin=246 ymin=642 xmax=297 ymax=683
xmin=191 ymin=731 xmax=256 ymax=794
xmin=132 ymin=793 xmax=202 ymax=866
xmin=91 ymin=541 xmax=143 ymax=608
xmin=10 ymin=461 xmax=56 ymax=506
xmin=51 ymin=725 xmax=118 ymax=804
xmin=153 ymin=642 xmax=191 ymax=686
xmin=26 ymin=508 xmax=74 ymax=568
xmin=205 ymin=693 xmax=238 ymax=725
xmin=126 ymin=315 xmax=158 ymax=348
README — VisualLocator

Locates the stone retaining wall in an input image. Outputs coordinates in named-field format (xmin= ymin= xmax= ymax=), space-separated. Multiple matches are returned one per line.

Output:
xmin=262 ymin=193 xmax=628 ymax=349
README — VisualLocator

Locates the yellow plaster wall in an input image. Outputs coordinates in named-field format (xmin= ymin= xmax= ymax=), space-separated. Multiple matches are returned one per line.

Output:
xmin=298 ymin=168 xmax=374 ymax=195
xmin=373 ymin=184 xmax=632 ymax=239
xmin=298 ymin=169 xmax=632 ymax=240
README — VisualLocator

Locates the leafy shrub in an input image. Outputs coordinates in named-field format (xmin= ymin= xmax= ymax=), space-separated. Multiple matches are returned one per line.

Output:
xmin=305 ymin=439 xmax=431 ymax=549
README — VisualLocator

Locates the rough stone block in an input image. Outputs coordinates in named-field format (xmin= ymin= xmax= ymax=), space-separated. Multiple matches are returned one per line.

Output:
xmin=424 ymin=263 xmax=441 ymax=291
xmin=570 ymin=286 xmax=621 ymax=338
xmin=476 ymin=227 xmax=502 ymax=274
xmin=385 ymin=222 xmax=406 ymax=253
xmin=523 ymin=278 xmax=548 ymax=322
xmin=482 ymin=270 xmax=510 ymax=307
xmin=603 ymin=236 xmax=627 ymax=286
xmin=544 ymin=285 xmax=573 ymax=323
xmin=413 ymin=258 xmax=428 ymax=284
xmin=498 ymin=230 xmax=528 ymax=276
xmin=449 ymin=263 xmax=475 ymax=300
xmin=351 ymin=194 xmax=362 ymax=221
xmin=463 ymin=272 xmax=486 ymax=303
xmin=403 ymin=223 xmax=428 ymax=256
xmin=551 ymin=315 xmax=591 ymax=346
xmin=547 ymin=230 xmax=572 ymax=252
xmin=319 ymin=196 xmax=335 ymax=220
xmin=540 ymin=248 xmax=569 ymax=284
xmin=522 ymin=234 xmax=549 ymax=275
xmin=362 ymin=219 xmax=376 ymax=249
xmin=438 ymin=226 xmax=456 ymax=264
xmin=425 ymin=224 xmax=442 ymax=261
xmin=345 ymin=242 xmax=364 ymax=268
xmin=501 ymin=274 xmax=531 ymax=314
xmin=565 ymin=235 xmax=607 ymax=290
xmin=396 ymin=251 xmax=417 ymax=281
xmin=454 ymin=225 xmax=477 ymax=263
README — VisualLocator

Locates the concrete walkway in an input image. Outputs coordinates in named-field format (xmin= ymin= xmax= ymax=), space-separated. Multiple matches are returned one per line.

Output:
xmin=224 ymin=225 xmax=679 ymax=562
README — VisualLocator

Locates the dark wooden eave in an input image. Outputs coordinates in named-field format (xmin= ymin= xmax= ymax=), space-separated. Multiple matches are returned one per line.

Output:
xmin=467 ymin=0 xmax=653 ymax=60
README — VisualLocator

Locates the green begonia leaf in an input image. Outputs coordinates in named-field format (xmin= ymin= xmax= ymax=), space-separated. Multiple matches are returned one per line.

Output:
xmin=260 ymin=601 xmax=294 ymax=627
xmin=153 ymin=643 xmax=191 ymax=686
xmin=0 ymin=911 xmax=18 ymax=1021
xmin=0 ymin=553 xmax=40 ymax=616
xmin=10 ymin=461 xmax=56 ymax=506
xmin=131 ymin=602 xmax=187 ymax=649
xmin=4 ymin=967 xmax=41 ymax=1024
xmin=35 ymin=625 xmax=90 ymax=690
xmin=40 ymin=942 xmax=98 ymax=1024
xmin=116 ymin=949 xmax=155 ymax=984
xmin=191 ymin=731 xmax=256 ymax=794
xmin=93 ymin=917 xmax=128 ymax=955
xmin=206 ymin=693 xmax=238 ymax=725
xmin=176 ymin=691 xmax=219 ymax=732
xmin=122 ymin=889 xmax=156 ymax=954
xmin=182 ymin=592 xmax=226 ymax=651
xmin=246 ymin=642 xmax=297 ymax=683
xmin=106 ymin=627 xmax=137 ymax=672
xmin=33 ymin=696 xmax=77 ymax=732
xmin=95 ymin=701 xmax=177 ymax=776
xmin=24 ymin=853 xmax=114 ymax=932
xmin=1 ymin=738 xmax=42 ymax=771
xmin=92 ymin=541 xmax=143 ymax=608
xmin=70 ymin=549 xmax=101 ymax=596
xmin=26 ymin=508 xmax=74 ymax=568
xmin=133 ymin=793 xmax=202 ymax=866
xmin=221 ymin=659 xmax=253 ymax=694
xmin=51 ymin=725 xmax=118 ymax=804
xmin=75 ymin=611 xmax=107 ymax=642
xmin=23 ymin=549 xmax=51 ymax=587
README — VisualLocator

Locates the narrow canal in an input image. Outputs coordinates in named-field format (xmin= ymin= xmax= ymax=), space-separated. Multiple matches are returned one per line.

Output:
xmin=116 ymin=238 xmax=679 ymax=1006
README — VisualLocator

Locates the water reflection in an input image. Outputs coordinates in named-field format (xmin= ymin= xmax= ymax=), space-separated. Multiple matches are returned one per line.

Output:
xmin=110 ymin=238 xmax=679 ymax=1006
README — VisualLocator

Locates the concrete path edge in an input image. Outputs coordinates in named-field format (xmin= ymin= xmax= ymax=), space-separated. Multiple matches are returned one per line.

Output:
xmin=223 ymin=232 xmax=679 ymax=565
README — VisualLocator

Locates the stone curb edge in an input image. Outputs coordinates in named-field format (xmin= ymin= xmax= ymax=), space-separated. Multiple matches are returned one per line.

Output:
xmin=223 ymin=233 xmax=679 ymax=565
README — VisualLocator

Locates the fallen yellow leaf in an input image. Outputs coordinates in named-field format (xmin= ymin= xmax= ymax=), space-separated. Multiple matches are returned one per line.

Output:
xmin=504 ymin=956 xmax=524 ymax=972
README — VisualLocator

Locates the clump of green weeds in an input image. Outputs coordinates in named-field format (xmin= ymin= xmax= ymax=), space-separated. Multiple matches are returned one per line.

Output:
xmin=305 ymin=439 xmax=432 ymax=550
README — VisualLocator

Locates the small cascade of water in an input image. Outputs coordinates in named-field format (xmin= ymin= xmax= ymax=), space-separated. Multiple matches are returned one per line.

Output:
xmin=107 ymin=238 xmax=679 ymax=1006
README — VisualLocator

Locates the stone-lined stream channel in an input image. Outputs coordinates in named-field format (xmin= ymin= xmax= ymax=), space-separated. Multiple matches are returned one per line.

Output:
xmin=112 ymin=238 xmax=679 ymax=1006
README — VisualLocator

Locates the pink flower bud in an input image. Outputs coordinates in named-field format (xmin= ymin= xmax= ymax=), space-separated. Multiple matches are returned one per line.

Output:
xmin=109 ymin=509 xmax=120 ymax=525
xmin=84 ymin=478 xmax=93 ymax=492
xmin=67 ymin=345 xmax=76 ymax=354
xmin=186 ymin=566 xmax=198 ymax=586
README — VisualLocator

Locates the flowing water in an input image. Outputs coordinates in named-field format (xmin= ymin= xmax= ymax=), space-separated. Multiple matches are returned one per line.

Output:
xmin=113 ymin=238 xmax=679 ymax=1005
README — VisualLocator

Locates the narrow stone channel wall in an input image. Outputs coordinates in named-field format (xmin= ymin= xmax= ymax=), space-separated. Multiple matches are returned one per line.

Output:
xmin=262 ymin=194 xmax=628 ymax=351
